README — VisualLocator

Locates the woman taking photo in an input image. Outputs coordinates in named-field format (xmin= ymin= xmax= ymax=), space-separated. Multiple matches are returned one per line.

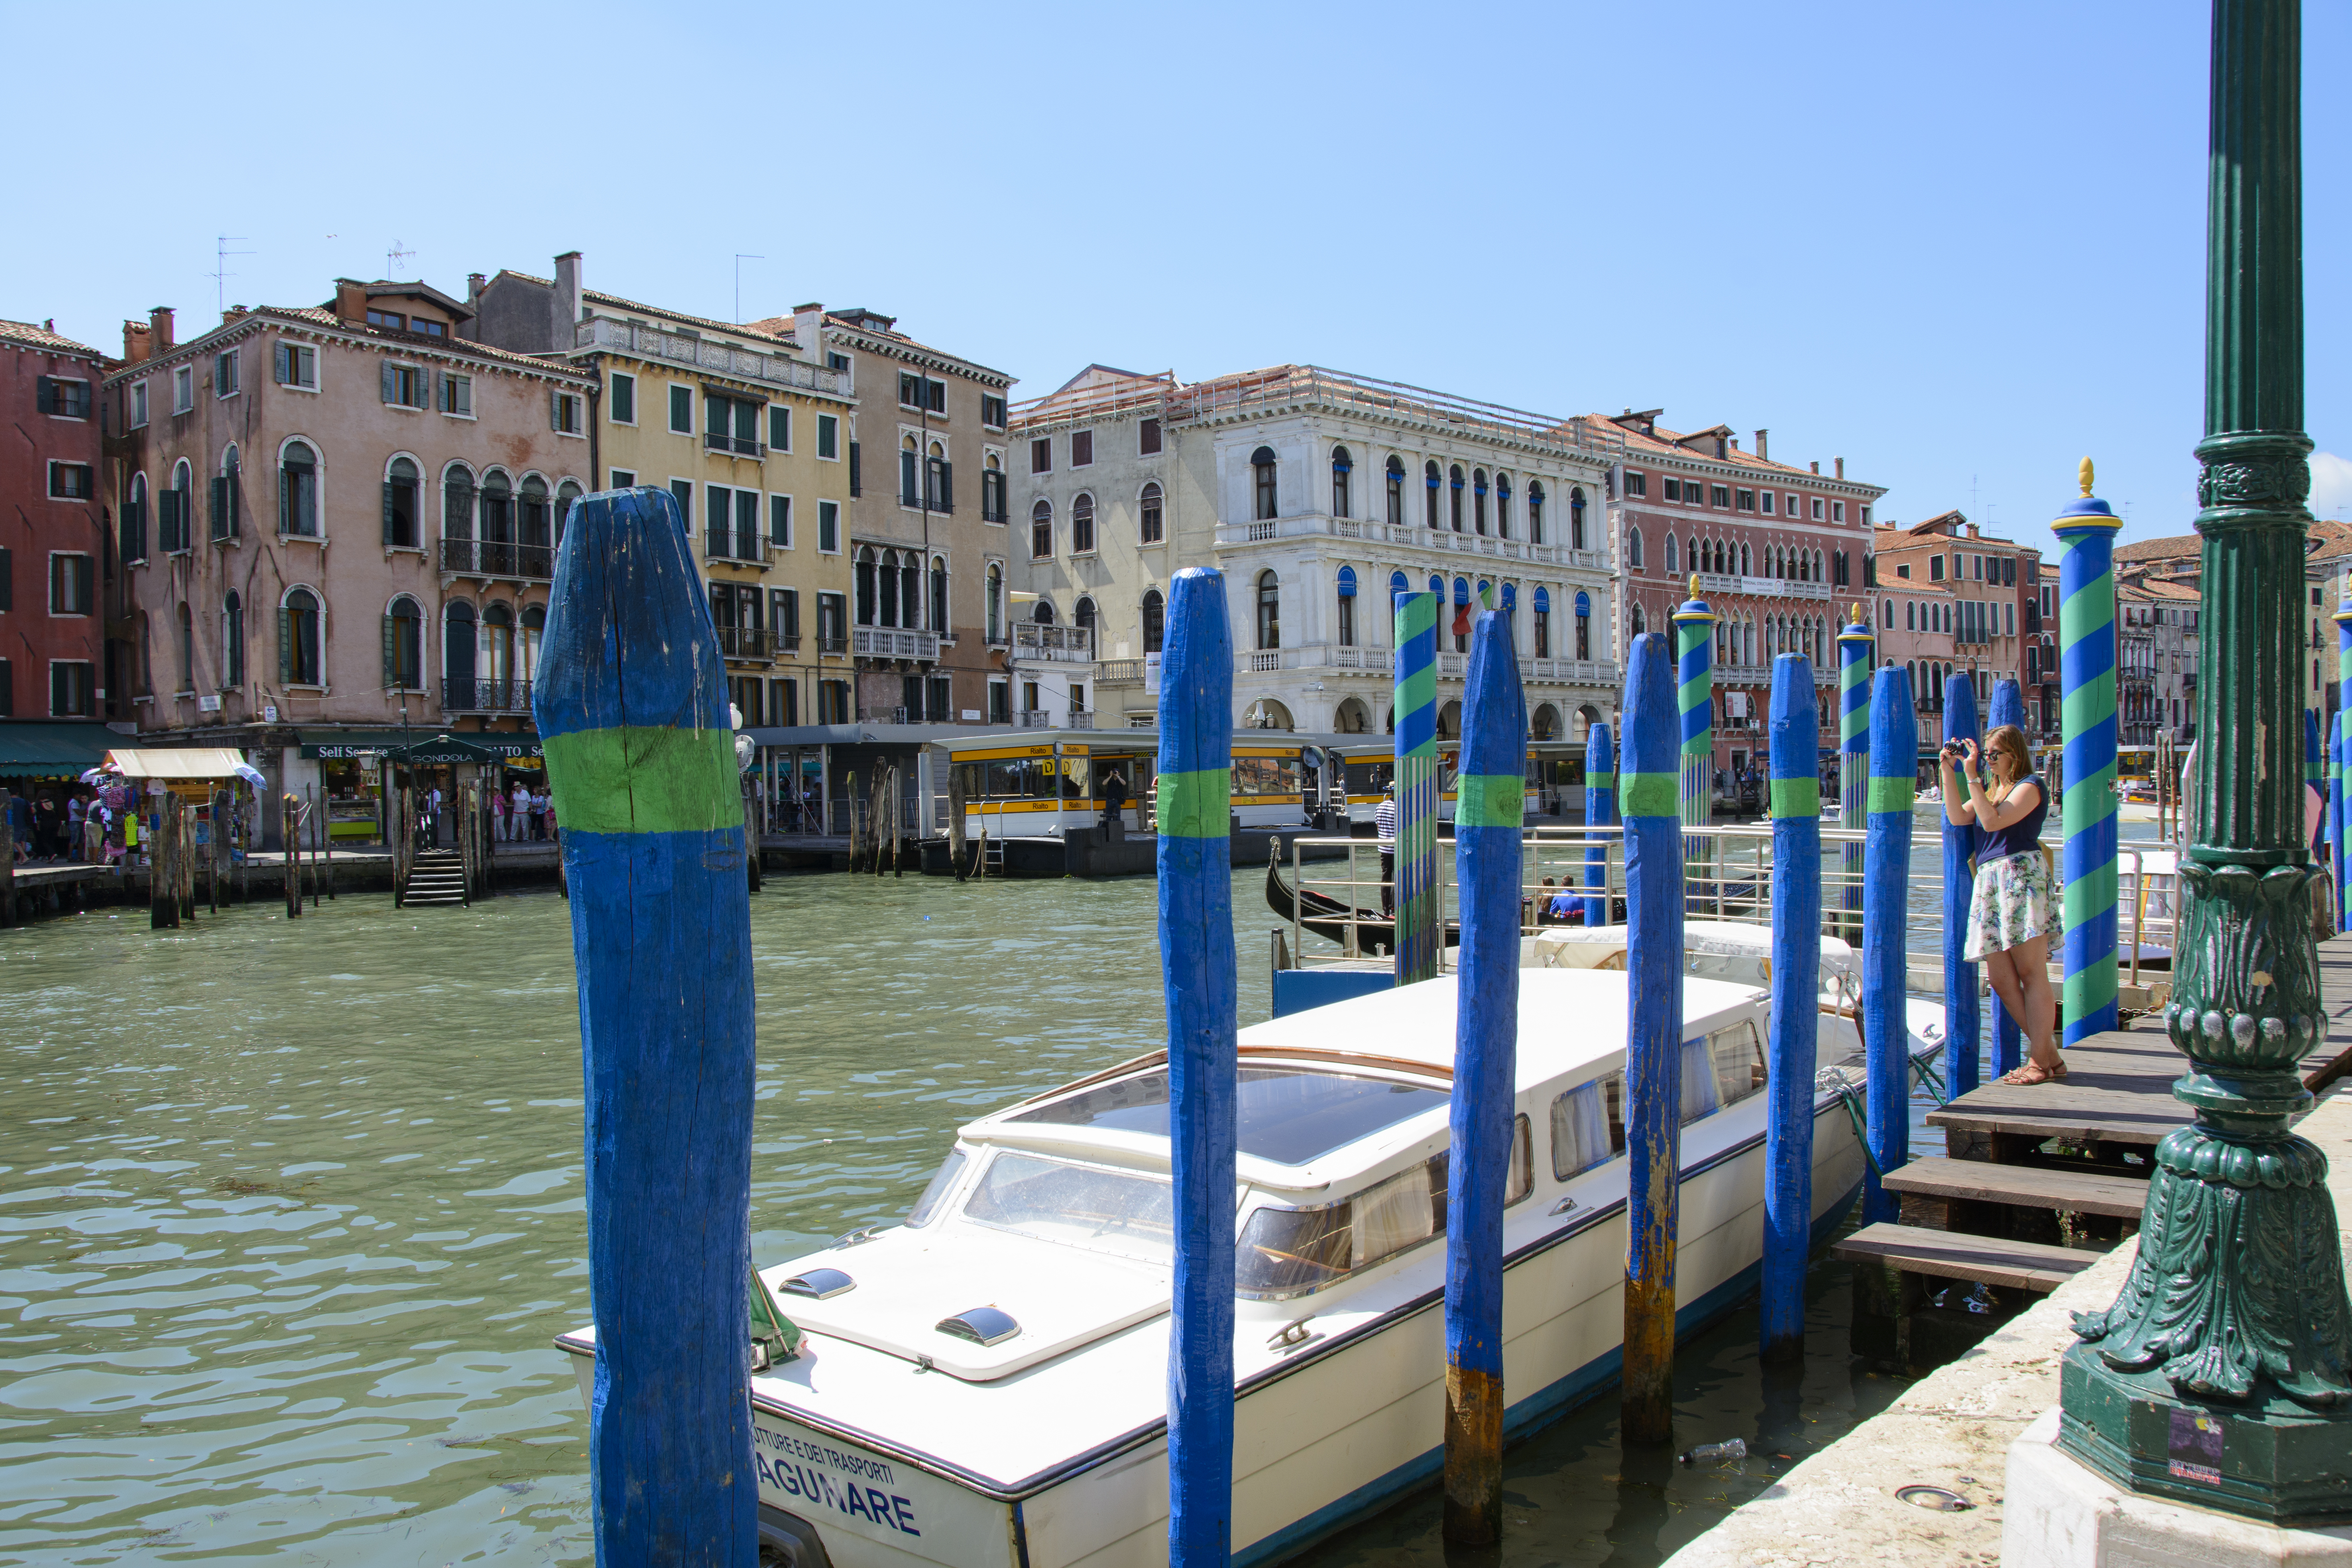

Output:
xmin=1943 ymin=724 xmax=2063 ymax=1085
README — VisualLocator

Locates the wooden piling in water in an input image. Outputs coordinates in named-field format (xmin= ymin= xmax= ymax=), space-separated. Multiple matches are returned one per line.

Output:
xmin=948 ymin=772 xmax=968 ymax=881
xmin=281 ymin=795 xmax=301 ymax=919
xmin=0 ymin=791 xmax=14 ymax=928
xmin=1762 ymin=654 xmax=1821 ymax=1364
xmin=1862 ymin=665 xmax=1916 ymax=1224
xmin=1618 ymin=629 xmax=1683 ymax=1446
xmin=1941 ymin=674 xmax=1982 ymax=1099
xmin=1986 ymin=679 xmax=2026 ymax=1076
xmin=1441 ymin=609 xmax=1525 ymax=1544
xmin=152 ymin=796 xmax=179 ymax=930
xmin=1156 ymin=566 xmax=1237 ymax=1566
xmin=536 ymin=484 xmax=758 ymax=1563
xmin=1583 ymin=721 xmax=1615 ymax=927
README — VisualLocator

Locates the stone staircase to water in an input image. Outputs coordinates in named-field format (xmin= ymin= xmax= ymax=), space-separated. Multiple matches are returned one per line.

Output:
xmin=403 ymin=850 xmax=468 ymax=907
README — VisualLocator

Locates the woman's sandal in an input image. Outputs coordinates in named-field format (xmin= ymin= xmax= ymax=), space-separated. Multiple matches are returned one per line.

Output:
xmin=1999 ymin=1057 xmax=2068 ymax=1087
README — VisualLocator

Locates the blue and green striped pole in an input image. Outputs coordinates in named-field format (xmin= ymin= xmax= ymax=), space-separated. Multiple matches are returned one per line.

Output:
xmin=1986 ymin=677 xmax=2026 ymax=1078
xmin=2335 ymin=593 xmax=2351 ymax=926
xmin=1156 ymin=567 xmax=1237 ymax=1567
xmin=2055 ymin=465 xmax=2121 ymax=1045
xmin=1674 ymin=577 xmax=1717 ymax=891
xmin=1442 ymin=609 xmax=1526 ymax=1544
xmin=1618 ymin=629 xmax=1683 ymax=1446
xmin=1837 ymin=604 xmax=1874 ymax=942
xmin=1394 ymin=591 xmax=1441 ymax=984
xmin=1862 ymin=663 xmax=1916 ymax=1226
xmin=535 ymin=486 xmax=757 ymax=1565
xmin=1941 ymin=673 xmax=1982 ymax=1099
xmin=2305 ymin=708 xmax=2325 ymax=861
xmin=1583 ymin=721 xmax=1615 ymax=927
xmin=1761 ymin=652 xmax=1821 ymax=1363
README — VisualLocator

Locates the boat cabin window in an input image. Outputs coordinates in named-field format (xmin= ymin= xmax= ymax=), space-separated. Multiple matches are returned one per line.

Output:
xmin=1231 ymin=755 xmax=1305 ymax=799
xmin=1685 ymin=1021 xmax=1765 ymax=1123
xmin=1343 ymin=758 xmax=1391 ymax=796
xmin=962 ymin=1151 xmax=1172 ymax=1264
xmin=1237 ymin=1117 xmax=1530 ymax=1301
xmin=1552 ymin=1078 xmax=1621 ymax=1178
xmin=1011 ymin=1065 xmax=1451 ymax=1167
xmin=905 ymin=1149 xmax=967 ymax=1228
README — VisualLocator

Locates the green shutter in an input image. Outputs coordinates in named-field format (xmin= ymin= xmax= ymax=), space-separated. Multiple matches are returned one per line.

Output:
xmin=383 ymin=614 xmax=397 ymax=687
xmin=383 ymin=482 xmax=397 ymax=546
xmin=940 ymin=460 xmax=953 ymax=512
xmin=274 ymin=343 xmax=290 ymax=383
xmin=279 ymin=607 xmax=292 ymax=682
xmin=381 ymin=360 xmax=396 ymax=403
xmin=210 ymin=477 xmax=227 ymax=540
xmin=900 ymin=449 xmax=918 ymax=506
xmin=228 ymin=473 xmax=240 ymax=538
xmin=848 ymin=439 xmax=861 ymax=496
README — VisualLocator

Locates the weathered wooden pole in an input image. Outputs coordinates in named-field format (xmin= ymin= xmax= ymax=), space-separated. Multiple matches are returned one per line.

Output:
xmin=1156 ymin=566 xmax=1237 ymax=1565
xmin=1761 ymin=653 xmax=1821 ymax=1364
xmin=1442 ymin=608 xmax=1525 ymax=1544
xmin=1582 ymin=720 xmax=1615 ymax=927
xmin=2065 ymin=0 xmax=2352 ymax=1517
xmin=153 ymin=795 xmax=178 ymax=929
xmin=1392 ymin=590 xmax=1441 ymax=982
xmin=0 ymin=791 xmax=15 ymax=928
xmin=948 ymin=770 xmax=968 ymax=881
xmin=2055 ymin=461 xmax=2122 ymax=1045
xmin=1941 ymin=673 xmax=1982 ymax=1098
xmin=536 ymin=485 xmax=758 ymax=1563
xmin=282 ymin=795 xmax=301 ymax=918
xmin=1674 ymin=577 xmax=1717 ymax=891
xmin=1986 ymin=678 xmax=2027 ymax=1076
xmin=1618 ymin=629 xmax=1682 ymax=1446
xmin=1836 ymin=604 xmax=1874 ymax=942
xmin=1861 ymin=665 xmax=1916 ymax=1225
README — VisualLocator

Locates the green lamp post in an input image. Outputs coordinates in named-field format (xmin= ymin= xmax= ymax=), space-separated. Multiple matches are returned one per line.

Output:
xmin=2059 ymin=0 xmax=2352 ymax=1524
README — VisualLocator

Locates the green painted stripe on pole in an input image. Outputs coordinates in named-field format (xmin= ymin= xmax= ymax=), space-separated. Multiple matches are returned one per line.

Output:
xmin=1678 ymin=673 xmax=1711 ymax=711
xmin=1398 ymin=593 xmax=1438 ymax=639
xmin=1157 ymin=767 xmax=1232 ymax=838
xmin=544 ymin=726 xmax=743 ymax=835
xmin=2060 ymin=575 xmax=2114 ymax=643
xmin=2061 ymin=677 xmax=2117 ymax=740
xmin=1617 ymin=772 xmax=1677 ymax=818
xmin=1769 ymin=777 xmax=1820 ymax=819
xmin=1867 ymin=777 xmax=1915 ymax=813
xmin=2063 ymin=762 xmax=2119 ymax=825
xmin=2063 ymin=951 xmax=2119 ymax=1016
xmin=1454 ymin=773 xmax=1525 ymax=828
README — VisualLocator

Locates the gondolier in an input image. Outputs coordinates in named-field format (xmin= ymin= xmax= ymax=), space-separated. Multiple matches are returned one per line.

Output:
xmin=1375 ymin=782 xmax=1398 ymax=916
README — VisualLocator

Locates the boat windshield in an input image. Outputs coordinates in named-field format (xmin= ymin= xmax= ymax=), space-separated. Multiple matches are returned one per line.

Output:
xmin=962 ymin=1151 xmax=1173 ymax=1264
xmin=1009 ymin=1066 xmax=1450 ymax=1167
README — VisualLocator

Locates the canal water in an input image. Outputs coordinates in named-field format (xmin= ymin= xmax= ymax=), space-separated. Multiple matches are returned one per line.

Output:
xmin=0 ymin=816 xmax=2161 ymax=1565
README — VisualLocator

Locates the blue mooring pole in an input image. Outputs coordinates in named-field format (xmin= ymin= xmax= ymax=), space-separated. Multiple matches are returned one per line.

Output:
xmin=1618 ymin=630 xmax=1683 ymax=1446
xmin=1862 ymin=664 xmax=1917 ymax=1226
xmin=535 ymin=486 xmax=757 ymax=1566
xmin=1760 ymin=653 xmax=1820 ymax=1364
xmin=1442 ymin=609 xmax=1526 ymax=1544
xmin=1941 ymin=674 xmax=1982 ymax=1100
xmin=2307 ymin=708 xmax=2326 ymax=861
xmin=1583 ymin=721 xmax=1615 ymax=928
xmin=1985 ymin=678 xmax=2026 ymax=1078
xmin=1156 ymin=567 xmax=1237 ymax=1567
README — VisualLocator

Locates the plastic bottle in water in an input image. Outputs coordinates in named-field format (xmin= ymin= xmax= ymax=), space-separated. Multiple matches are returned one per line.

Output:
xmin=1678 ymin=1437 xmax=1747 ymax=1466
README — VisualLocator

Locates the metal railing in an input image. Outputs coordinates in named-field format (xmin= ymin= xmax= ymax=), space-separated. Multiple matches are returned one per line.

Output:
xmin=1011 ymin=623 xmax=1093 ymax=662
xmin=705 ymin=431 xmax=765 ymax=457
xmin=706 ymin=529 xmax=767 ymax=564
xmin=851 ymin=627 xmax=941 ymax=661
xmin=575 ymin=317 xmax=852 ymax=398
xmin=443 ymin=677 xmax=533 ymax=713
xmin=1693 ymin=572 xmax=1833 ymax=602
xmin=716 ymin=626 xmax=774 ymax=661
xmin=1210 ymin=512 xmax=1603 ymax=568
xmin=441 ymin=539 xmax=553 ymax=580
xmin=1016 ymin=709 xmax=1052 ymax=729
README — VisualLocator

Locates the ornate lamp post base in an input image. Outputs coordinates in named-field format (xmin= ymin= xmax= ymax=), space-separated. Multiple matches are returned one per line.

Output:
xmin=2059 ymin=1354 xmax=2352 ymax=1527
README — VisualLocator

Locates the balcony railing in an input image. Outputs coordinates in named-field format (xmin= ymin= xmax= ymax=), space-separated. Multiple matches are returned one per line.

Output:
xmin=1526 ymin=658 xmax=1619 ymax=687
xmin=1066 ymin=710 xmax=1095 ymax=730
xmin=1098 ymin=659 xmax=1145 ymax=686
xmin=817 ymin=633 xmax=850 ymax=657
xmin=443 ymin=677 xmax=533 ymax=713
xmin=1010 ymin=623 xmax=1094 ymax=663
xmin=1691 ymin=573 xmax=1833 ymax=602
xmin=1016 ymin=709 xmax=1053 ymax=729
xmin=851 ymin=627 xmax=942 ymax=661
xmin=574 ymin=317 xmax=852 ymax=399
xmin=716 ymin=626 xmax=774 ymax=662
xmin=1210 ymin=512 xmax=1598 ymax=568
xmin=706 ymin=529 xmax=768 ymax=565
xmin=441 ymin=539 xmax=553 ymax=581
xmin=705 ymin=431 xmax=765 ymax=458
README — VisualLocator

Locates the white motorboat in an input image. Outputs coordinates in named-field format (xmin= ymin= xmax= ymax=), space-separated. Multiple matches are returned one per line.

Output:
xmin=557 ymin=952 xmax=1939 ymax=1567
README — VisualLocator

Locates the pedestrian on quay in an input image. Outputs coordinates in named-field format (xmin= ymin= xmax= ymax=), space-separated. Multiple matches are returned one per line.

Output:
xmin=1942 ymin=723 xmax=2062 ymax=1086
xmin=492 ymin=784 xmax=509 ymax=843
xmin=426 ymin=784 xmax=444 ymax=845
xmin=511 ymin=779 xmax=529 ymax=841
xmin=66 ymin=793 xmax=86 ymax=862
xmin=1375 ymin=781 xmax=1398 ymax=917
xmin=82 ymin=801 xmax=104 ymax=863
xmin=7 ymin=792 xmax=28 ymax=862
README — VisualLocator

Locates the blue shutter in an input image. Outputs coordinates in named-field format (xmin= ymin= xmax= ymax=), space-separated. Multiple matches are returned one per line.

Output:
xmin=1336 ymin=566 xmax=1357 ymax=598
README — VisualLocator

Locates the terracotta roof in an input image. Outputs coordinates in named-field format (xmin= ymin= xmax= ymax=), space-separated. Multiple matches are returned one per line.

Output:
xmin=0 ymin=317 xmax=105 ymax=358
xmin=2113 ymin=531 xmax=2201 ymax=565
xmin=106 ymin=305 xmax=594 ymax=383
xmin=1589 ymin=411 xmax=1864 ymax=485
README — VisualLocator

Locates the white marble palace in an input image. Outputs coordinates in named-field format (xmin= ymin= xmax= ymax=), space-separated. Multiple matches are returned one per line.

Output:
xmin=1003 ymin=364 xmax=1626 ymax=739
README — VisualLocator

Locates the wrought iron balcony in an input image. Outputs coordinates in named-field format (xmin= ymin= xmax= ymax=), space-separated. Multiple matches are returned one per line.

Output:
xmin=716 ymin=626 xmax=774 ymax=663
xmin=443 ymin=677 xmax=533 ymax=714
xmin=441 ymin=539 xmax=553 ymax=581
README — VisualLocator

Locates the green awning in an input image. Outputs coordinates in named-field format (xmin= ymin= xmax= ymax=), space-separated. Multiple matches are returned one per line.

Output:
xmin=301 ymin=728 xmax=541 ymax=760
xmin=387 ymin=733 xmax=502 ymax=765
xmin=0 ymin=722 xmax=118 ymax=776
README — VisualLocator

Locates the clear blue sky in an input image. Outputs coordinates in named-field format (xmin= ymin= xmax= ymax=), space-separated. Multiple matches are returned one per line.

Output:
xmin=9 ymin=1 xmax=2344 ymax=557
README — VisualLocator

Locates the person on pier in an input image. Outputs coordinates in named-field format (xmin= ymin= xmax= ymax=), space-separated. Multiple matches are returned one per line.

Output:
xmin=1941 ymin=723 xmax=2062 ymax=1084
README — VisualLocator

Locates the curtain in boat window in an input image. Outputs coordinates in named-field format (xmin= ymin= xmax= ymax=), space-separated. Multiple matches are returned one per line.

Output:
xmin=1680 ymin=1038 xmax=1721 ymax=1123
xmin=1352 ymin=1163 xmax=1436 ymax=1265
xmin=1551 ymin=1081 xmax=1612 ymax=1178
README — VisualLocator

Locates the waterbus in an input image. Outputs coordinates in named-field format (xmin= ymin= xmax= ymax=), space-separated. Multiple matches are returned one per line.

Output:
xmin=1330 ymin=738 xmax=1589 ymax=830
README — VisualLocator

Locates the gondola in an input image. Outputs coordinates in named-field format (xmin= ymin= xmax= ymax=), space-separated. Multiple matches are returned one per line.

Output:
xmin=1263 ymin=853 xmax=1461 ymax=955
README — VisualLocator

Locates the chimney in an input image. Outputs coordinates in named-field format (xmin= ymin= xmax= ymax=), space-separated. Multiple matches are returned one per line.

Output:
xmin=332 ymin=279 xmax=366 ymax=324
xmin=1835 ymin=457 xmax=1845 ymax=480
xmin=467 ymin=273 xmax=487 ymax=309
xmin=1810 ymin=460 xmax=1819 ymax=474
xmin=122 ymin=321 xmax=152 ymax=363
xmin=552 ymin=252 xmax=583 ymax=351
xmin=794 ymin=301 xmax=829 ymax=371
xmin=1754 ymin=429 xmax=1768 ymax=460
xmin=148 ymin=306 xmax=175 ymax=352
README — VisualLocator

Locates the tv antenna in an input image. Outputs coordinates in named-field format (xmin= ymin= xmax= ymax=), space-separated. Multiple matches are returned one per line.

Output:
xmin=209 ymin=236 xmax=254 ymax=314
xmin=387 ymin=238 xmax=415 ymax=275
xmin=734 ymin=254 xmax=764 ymax=323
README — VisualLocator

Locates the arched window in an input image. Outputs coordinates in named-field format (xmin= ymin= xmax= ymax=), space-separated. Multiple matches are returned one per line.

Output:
xmin=1072 ymin=493 xmax=1095 ymax=554
xmin=1330 ymin=446 xmax=1353 ymax=518
xmin=1251 ymin=445 xmax=1278 ymax=521
xmin=444 ymin=600 xmax=477 ymax=697
xmin=1471 ymin=468 xmax=1489 ymax=535
xmin=1030 ymin=498 xmax=1053 ymax=560
xmin=1075 ymin=596 xmax=1098 ymax=644
xmin=519 ymin=475 xmax=551 ymax=561
xmin=855 ymin=547 xmax=879 ymax=627
xmin=1451 ymin=576 xmax=1471 ymax=652
xmin=1739 ymin=543 xmax=1752 ymax=576
xmin=1336 ymin=565 xmax=1358 ymax=648
xmin=1665 ymin=533 xmax=1679 ymax=574
xmin=484 ymin=602 xmax=515 ymax=691
xmin=480 ymin=472 xmax=514 ymax=569
xmin=1569 ymin=486 xmax=1586 ymax=551
xmin=1385 ymin=456 xmax=1405 ymax=526
xmin=926 ymin=440 xmax=948 ymax=513
xmin=1627 ymin=526 xmax=1642 ymax=569
xmin=900 ymin=435 xmax=919 ymax=508
xmin=1494 ymin=472 xmax=1512 ymax=539
xmin=213 ymin=445 xmax=242 ymax=541
xmin=930 ymin=556 xmax=948 ymax=633
xmin=556 ymin=480 xmax=583 ymax=549
xmin=385 ymin=594 xmax=422 ymax=690
xmin=1528 ymin=480 xmax=1546 ymax=544
xmin=1449 ymin=464 xmax=1465 ymax=532
xmin=1632 ymin=601 xmax=1646 ymax=635
xmin=1533 ymin=586 xmax=1553 ymax=658
xmin=1884 ymin=599 xmax=1896 ymax=629
xmin=222 ymin=590 xmax=244 ymax=687
xmin=1256 ymin=571 xmax=1280 ymax=650
xmin=522 ymin=604 xmax=545 ymax=684
xmin=1139 ymin=481 xmax=1163 ymax=543
xmin=986 ymin=563 xmax=1004 ymax=641
xmin=899 ymin=551 xmax=920 ymax=630
xmin=443 ymin=462 xmax=476 ymax=551
xmin=282 ymin=587 xmax=322 ymax=686
xmin=1142 ymin=587 xmax=1164 ymax=654
xmin=279 ymin=440 xmax=319 ymax=536
xmin=1424 ymin=460 xmax=1442 ymax=528
xmin=1033 ymin=598 xmax=1056 ymax=626
xmin=384 ymin=457 xmax=420 ymax=549
xmin=1575 ymin=590 xmax=1592 ymax=661
xmin=1390 ymin=569 xmax=1409 ymax=605
xmin=176 ymin=601 xmax=194 ymax=690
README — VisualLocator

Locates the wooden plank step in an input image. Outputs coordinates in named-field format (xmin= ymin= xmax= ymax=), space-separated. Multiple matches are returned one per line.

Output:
xmin=1880 ymin=1156 xmax=2150 ymax=1219
xmin=1833 ymin=1222 xmax=2101 ymax=1293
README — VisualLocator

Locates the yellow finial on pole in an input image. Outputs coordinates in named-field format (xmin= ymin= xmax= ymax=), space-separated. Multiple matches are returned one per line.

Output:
xmin=1688 ymin=574 xmax=1702 ymax=598
xmin=1851 ymin=601 xmax=1863 ymax=623
xmin=2079 ymin=456 xmax=2095 ymax=497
